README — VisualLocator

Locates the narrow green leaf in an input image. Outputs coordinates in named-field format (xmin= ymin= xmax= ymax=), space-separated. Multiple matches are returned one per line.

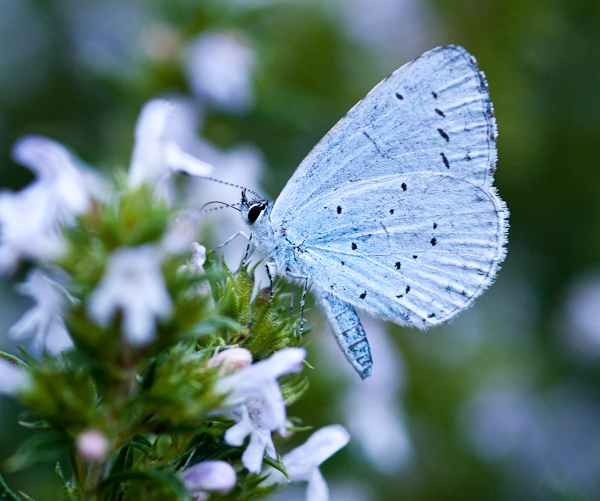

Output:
xmin=0 ymin=472 xmax=22 ymax=501
xmin=0 ymin=351 xmax=28 ymax=368
xmin=262 ymin=453 xmax=289 ymax=481
xmin=17 ymin=420 xmax=51 ymax=430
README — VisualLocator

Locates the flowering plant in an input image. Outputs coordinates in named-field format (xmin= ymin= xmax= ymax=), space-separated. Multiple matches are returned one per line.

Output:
xmin=0 ymin=100 xmax=349 ymax=501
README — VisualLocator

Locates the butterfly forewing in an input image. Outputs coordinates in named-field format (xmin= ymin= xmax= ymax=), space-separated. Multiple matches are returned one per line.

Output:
xmin=273 ymin=45 xmax=498 ymax=218
xmin=270 ymin=45 xmax=507 ymax=327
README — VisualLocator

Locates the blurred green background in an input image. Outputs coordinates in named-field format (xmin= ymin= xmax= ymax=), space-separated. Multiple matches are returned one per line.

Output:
xmin=1 ymin=0 xmax=599 ymax=500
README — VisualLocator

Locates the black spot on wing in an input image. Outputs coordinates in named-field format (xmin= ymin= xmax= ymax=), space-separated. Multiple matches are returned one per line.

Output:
xmin=395 ymin=92 xmax=403 ymax=100
xmin=441 ymin=152 xmax=450 ymax=169
xmin=438 ymin=129 xmax=450 ymax=142
xmin=435 ymin=108 xmax=445 ymax=117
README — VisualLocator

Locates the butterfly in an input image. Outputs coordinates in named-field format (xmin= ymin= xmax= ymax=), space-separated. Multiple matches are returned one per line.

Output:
xmin=237 ymin=45 xmax=508 ymax=378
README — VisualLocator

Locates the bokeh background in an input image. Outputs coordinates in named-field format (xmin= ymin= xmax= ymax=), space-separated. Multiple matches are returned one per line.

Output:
xmin=1 ymin=0 xmax=600 ymax=500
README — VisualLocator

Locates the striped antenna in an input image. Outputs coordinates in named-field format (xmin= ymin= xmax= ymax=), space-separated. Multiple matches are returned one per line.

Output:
xmin=196 ymin=176 xmax=263 ymax=199
xmin=200 ymin=202 xmax=242 ymax=214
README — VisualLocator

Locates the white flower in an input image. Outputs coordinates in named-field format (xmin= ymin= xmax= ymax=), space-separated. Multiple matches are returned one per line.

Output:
xmin=185 ymin=32 xmax=255 ymax=113
xmin=9 ymin=269 xmax=73 ymax=355
xmin=0 ymin=184 xmax=64 ymax=271
xmin=12 ymin=135 xmax=90 ymax=216
xmin=341 ymin=318 xmax=412 ymax=473
xmin=183 ymin=460 xmax=237 ymax=501
xmin=76 ymin=430 xmax=109 ymax=461
xmin=208 ymin=347 xmax=252 ymax=375
xmin=190 ymin=243 xmax=207 ymax=273
xmin=0 ymin=136 xmax=92 ymax=272
xmin=0 ymin=358 xmax=31 ymax=396
xmin=271 ymin=425 xmax=350 ymax=501
xmin=161 ymin=212 xmax=201 ymax=256
xmin=87 ymin=245 xmax=172 ymax=346
xmin=216 ymin=348 xmax=306 ymax=473
xmin=128 ymin=99 xmax=213 ymax=191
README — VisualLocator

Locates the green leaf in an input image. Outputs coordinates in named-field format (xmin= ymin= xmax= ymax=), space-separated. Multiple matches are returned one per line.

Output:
xmin=130 ymin=435 xmax=152 ymax=452
xmin=17 ymin=420 xmax=51 ymax=430
xmin=98 ymin=471 xmax=190 ymax=500
xmin=262 ymin=453 xmax=289 ymax=481
xmin=0 ymin=471 xmax=22 ymax=501
xmin=0 ymin=351 xmax=28 ymax=368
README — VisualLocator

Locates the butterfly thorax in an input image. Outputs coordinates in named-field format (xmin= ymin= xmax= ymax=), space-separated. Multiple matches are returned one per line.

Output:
xmin=240 ymin=190 xmax=303 ymax=279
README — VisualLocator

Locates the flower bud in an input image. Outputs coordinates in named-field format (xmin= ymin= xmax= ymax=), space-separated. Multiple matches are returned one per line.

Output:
xmin=208 ymin=347 xmax=252 ymax=375
xmin=76 ymin=430 xmax=109 ymax=461
xmin=183 ymin=460 xmax=236 ymax=496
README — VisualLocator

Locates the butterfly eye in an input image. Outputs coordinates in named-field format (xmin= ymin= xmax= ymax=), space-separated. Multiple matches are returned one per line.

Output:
xmin=248 ymin=204 xmax=265 ymax=224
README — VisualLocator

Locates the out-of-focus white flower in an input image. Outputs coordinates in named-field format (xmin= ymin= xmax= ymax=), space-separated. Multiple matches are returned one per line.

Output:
xmin=186 ymin=32 xmax=255 ymax=113
xmin=77 ymin=430 xmax=109 ymax=461
xmin=161 ymin=212 xmax=201 ymax=256
xmin=128 ymin=99 xmax=213 ymax=192
xmin=0 ymin=136 xmax=92 ymax=272
xmin=0 ymin=358 xmax=31 ymax=395
xmin=319 ymin=317 xmax=412 ymax=474
xmin=183 ymin=460 xmax=237 ymax=501
xmin=0 ymin=184 xmax=63 ymax=272
xmin=208 ymin=347 xmax=252 ymax=375
xmin=216 ymin=348 xmax=306 ymax=473
xmin=337 ymin=0 xmax=435 ymax=59
xmin=87 ymin=245 xmax=172 ymax=346
xmin=343 ymin=318 xmax=411 ymax=473
xmin=13 ymin=136 xmax=90 ymax=216
xmin=8 ymin=269 xmax=73 ymax=355
xmin=60 ymin=0 xmax=143 ymax=77
xmin=563 ymin=272 xmax=600 ymax=358
xmin=270 ymin=425 xmax=350 ymax=501
xmin=190 ymin=243 xmax=207 ymax=273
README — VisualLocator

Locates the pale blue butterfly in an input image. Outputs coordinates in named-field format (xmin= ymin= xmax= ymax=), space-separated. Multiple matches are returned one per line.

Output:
xmin=216 ymin=45 xmax=508 ymax=378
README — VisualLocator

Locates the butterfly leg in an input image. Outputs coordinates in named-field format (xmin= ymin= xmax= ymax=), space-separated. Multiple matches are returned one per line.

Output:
xmin=289 ymin=285 xmax=297 ymax=317
xmin=213 ymin=231 xmax=256 ymax=267
xmin=265 ymin=261 xmax=276 ymax=302
xmin=241 ymin=233 xmax=255 ymax=267
xmin=314 ymin=291 xmax=373 ymax=379
xmin=285 ymin=269 xmax=308 ymax=337
xmin=213 ymin=231 xmax=250 ymax=251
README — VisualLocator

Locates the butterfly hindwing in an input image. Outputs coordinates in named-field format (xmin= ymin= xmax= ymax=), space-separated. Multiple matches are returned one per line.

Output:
xmin=287 ymin=173 xmax=505 ymax=326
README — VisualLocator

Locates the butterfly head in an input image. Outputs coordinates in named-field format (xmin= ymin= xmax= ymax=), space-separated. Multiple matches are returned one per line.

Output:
xmin=241 ymin=189 xmax=270 ymax=227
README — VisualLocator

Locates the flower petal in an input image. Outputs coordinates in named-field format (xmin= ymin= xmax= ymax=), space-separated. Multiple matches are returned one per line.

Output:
xmin=283 ymin=425 xmax=350 ymax=481
xmin=0 ymin=359 xmax=31 ymax=395
xmin=183 ymin=460 xmax=236 ymax=493
xmin=306 ymin=468 xmax=329 ymax=501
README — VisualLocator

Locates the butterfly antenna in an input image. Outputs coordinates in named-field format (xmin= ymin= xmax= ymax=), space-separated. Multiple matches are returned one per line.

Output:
xmin=196 ymin=176 xmax=263 ymax=200
xmin=200 ymin=202 xmax=242 ymax=214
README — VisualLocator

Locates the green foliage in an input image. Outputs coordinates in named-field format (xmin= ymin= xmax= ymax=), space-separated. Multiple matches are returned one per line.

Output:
xmin=1 ymin=183 xmax=309 ymax=501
